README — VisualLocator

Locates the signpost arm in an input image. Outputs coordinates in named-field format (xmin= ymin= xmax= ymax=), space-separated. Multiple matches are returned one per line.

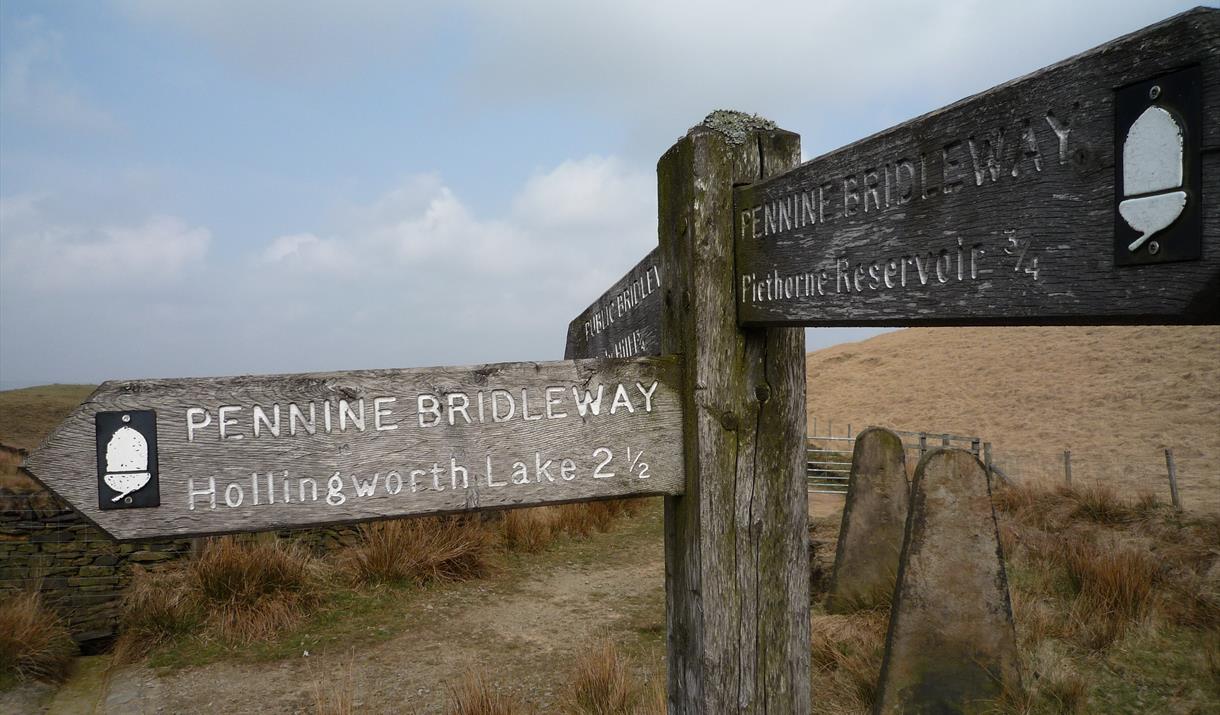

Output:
xmin=659 ymin=113 xmax=810 ymax=713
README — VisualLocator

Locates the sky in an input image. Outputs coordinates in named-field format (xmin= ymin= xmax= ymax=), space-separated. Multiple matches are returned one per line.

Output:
xmin=0 ymin=0 xmax=1202 ymax=389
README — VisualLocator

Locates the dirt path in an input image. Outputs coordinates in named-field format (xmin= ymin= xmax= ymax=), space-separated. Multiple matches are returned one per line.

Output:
xmin=93 ymin=510 xmax=668 ymax=714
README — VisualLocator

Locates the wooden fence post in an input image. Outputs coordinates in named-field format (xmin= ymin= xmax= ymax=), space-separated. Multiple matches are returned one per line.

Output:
xmin=918 ymin=433 xmax=927 ymax=457
xmin=983 ymin=442 xmax=993 ymax=484
xmin=1165 ymin=448 xmax=1181 ymax=510
xmin=1063 ymin=449 xmax=1072 ymax=486
xmin=658 ymin=112 xmax=809 ymax=713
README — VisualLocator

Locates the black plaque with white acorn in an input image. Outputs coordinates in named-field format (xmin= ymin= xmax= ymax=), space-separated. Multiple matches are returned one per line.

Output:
xmin=95 ymin=410 xmax=160 ymax=509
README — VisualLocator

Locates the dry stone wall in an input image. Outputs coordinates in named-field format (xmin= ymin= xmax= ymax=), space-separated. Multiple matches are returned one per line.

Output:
xmin=0 ymin=483 xmax=361 ymax=647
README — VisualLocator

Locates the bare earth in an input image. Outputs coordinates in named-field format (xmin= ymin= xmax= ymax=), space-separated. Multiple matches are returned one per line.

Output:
xmin=807 ymin=326 xmax=1220 ymax=512
xmin=81 ymin=509 xmax=666 ymax=715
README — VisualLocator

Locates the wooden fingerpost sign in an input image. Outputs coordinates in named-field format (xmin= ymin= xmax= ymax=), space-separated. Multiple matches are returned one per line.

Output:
xmin=658 ymin=111 xmax=810 ymax=713
xmin=735 ymin=9 xmax=1219 ymax=328
xmin=24 ymin=358 xmax=684 ymax=540
xmin=565 ymin=248 xmax=663 ymax=360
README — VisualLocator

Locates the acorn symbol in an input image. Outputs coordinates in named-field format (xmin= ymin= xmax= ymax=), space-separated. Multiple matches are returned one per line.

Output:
xmin=104 ymin=423 xmax=151 ymax=501
xmin=1119 ymin=104 xmax=1188 ymax=253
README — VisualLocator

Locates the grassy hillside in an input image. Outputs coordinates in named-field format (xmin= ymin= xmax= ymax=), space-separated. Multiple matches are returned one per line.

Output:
xmin=0 ymin=384 xmax=94 ymax=492
xmin=807 ymin=326 xmax=1220 ymax=512
xmin=0 ymin=385 xmax=94 ymax=452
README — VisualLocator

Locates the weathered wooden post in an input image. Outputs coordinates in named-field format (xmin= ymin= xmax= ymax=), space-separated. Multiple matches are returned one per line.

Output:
xmin=1165 ymin=448 xmax=1181 ymax=510
xmin=1064 ymin=449 xmax=1073 ymax=486
xmin=658 ymin=112 xmax=810 ymax=713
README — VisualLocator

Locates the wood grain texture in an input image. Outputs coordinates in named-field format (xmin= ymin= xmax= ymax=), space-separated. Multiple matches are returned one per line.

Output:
xmin=736 ymin=9 xmax=1219 ymax=327
xmin=564 ymin=248 xmax=663 ymax=360
xmin=660 ymin=115 xmax=810 ymax=713
xmin=23 ymin=357 xmax=684 ymax=541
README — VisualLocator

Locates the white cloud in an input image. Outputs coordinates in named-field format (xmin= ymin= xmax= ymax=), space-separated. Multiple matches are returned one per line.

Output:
xmin=511 ymin=156 xmax=654 ymax=234
xmin=0 ymin=155 xmax=657 ymax=387
xmin=0 ymin=199 xmax=209 ymax=292
xmin=261 ymin=233 xmax=357 ymax=274
xmin=0 ymin=16 xmax=118 ymax=132
xmin=261 ymin=155 xmax=654 ymax=287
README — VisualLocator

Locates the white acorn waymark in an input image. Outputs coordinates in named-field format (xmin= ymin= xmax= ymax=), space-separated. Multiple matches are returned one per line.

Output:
xmin=104 ymin=425 xmax=151 ymax=501
xmin=1120 ymin=104 xmax=1188 ymax=252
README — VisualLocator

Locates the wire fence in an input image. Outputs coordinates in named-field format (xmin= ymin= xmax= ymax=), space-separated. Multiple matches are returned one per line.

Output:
xmin=807 ymin=422 xmax=982 ymax=495
xmin=806 ymin=419 xmax=1217 ymax=514
xmin=990 ymin=447 xmax=1217 ymax=513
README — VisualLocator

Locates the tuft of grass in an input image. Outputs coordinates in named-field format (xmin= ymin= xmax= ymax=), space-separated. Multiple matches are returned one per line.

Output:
xmin=1068 ymin=484 xmax=1138 ymax=525
xmin=447 ymin=671 xmax=526 ymax=715
xmin=190 ymin=536 xmax=325 ymax=642
xmin=501 ymin=508 xmax=558 ymax=553
xmin=500 ymin=501 xmax=644 ymax=553
xmin=809 ymin=612 xmax=887 ymax=714
xmin=560 ymin=640 xmax=636 ymax=714
xmin=311 ymin=654 xmax=355 ymax=715
xmin=0 ymin=590 xmax=76 ymax=684
xmin=114 ymin=567 xmax=200 ymax=659
xmin=986 ymin=480 xmax=1220 ymax=711
xmin=344 ymin=516 xmax=495 ymax=585
xmin=1060 ymin=536 xmax=1159 ymax=648
xmin=117 ymin=536 xmax=326 ymax=655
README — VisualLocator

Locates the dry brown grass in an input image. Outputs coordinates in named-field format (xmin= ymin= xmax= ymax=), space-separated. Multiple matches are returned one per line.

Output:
xmin=116 ymin=536 xmax=326 ymax=655
xmin=560 ymin=640 xmax=634 ymax=714
xmin=447 ymin=671 xmax=526 ymax=715
xmin=1067 ymin=484 xmax=1141 ymax=525
xmin=345 ymin=516 xmax=495 ymax=585
xmin=0 ymin=450 xmax=40 ymax=494
xmin=501 ymin=508 xmax=559 ymax=553
xmin=191 ymin=537 xmax=325 ymax=642
xmin=808 ymin=612 xmax=887 ymax=714
xmin=0 ymin=384 xmax=95 ymax=452
xmin=812 ymin=482 xmax=1220 ymax=712
xmin=114 ymin=567 xmax=200 ymax=658
xmin=1060 ymin=537 xmax=1159 ymax=648
xmin=806 ymin=326 xmax=1220 ymax=514
xmin=0 ymin=590 xmax=76 ymax=683
xmin=311 ymin=654 xmax=356 ymax=715
xmin=997 ymin=482 xmax=1220 ymax=709
xmin=500 ymin=500 xmax=647 ymax=554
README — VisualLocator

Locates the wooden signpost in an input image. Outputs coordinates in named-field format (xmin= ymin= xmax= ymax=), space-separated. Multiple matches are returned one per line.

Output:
xmin=735 ymin=10 xmax=1218 ymax=328
xmin=17 ymin=8 xmax=1217 ymax=714
xmin=24 ymin=358 xmax=683 ymax=541
xmin=564 ymin=248 xmax=663 ymax=360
